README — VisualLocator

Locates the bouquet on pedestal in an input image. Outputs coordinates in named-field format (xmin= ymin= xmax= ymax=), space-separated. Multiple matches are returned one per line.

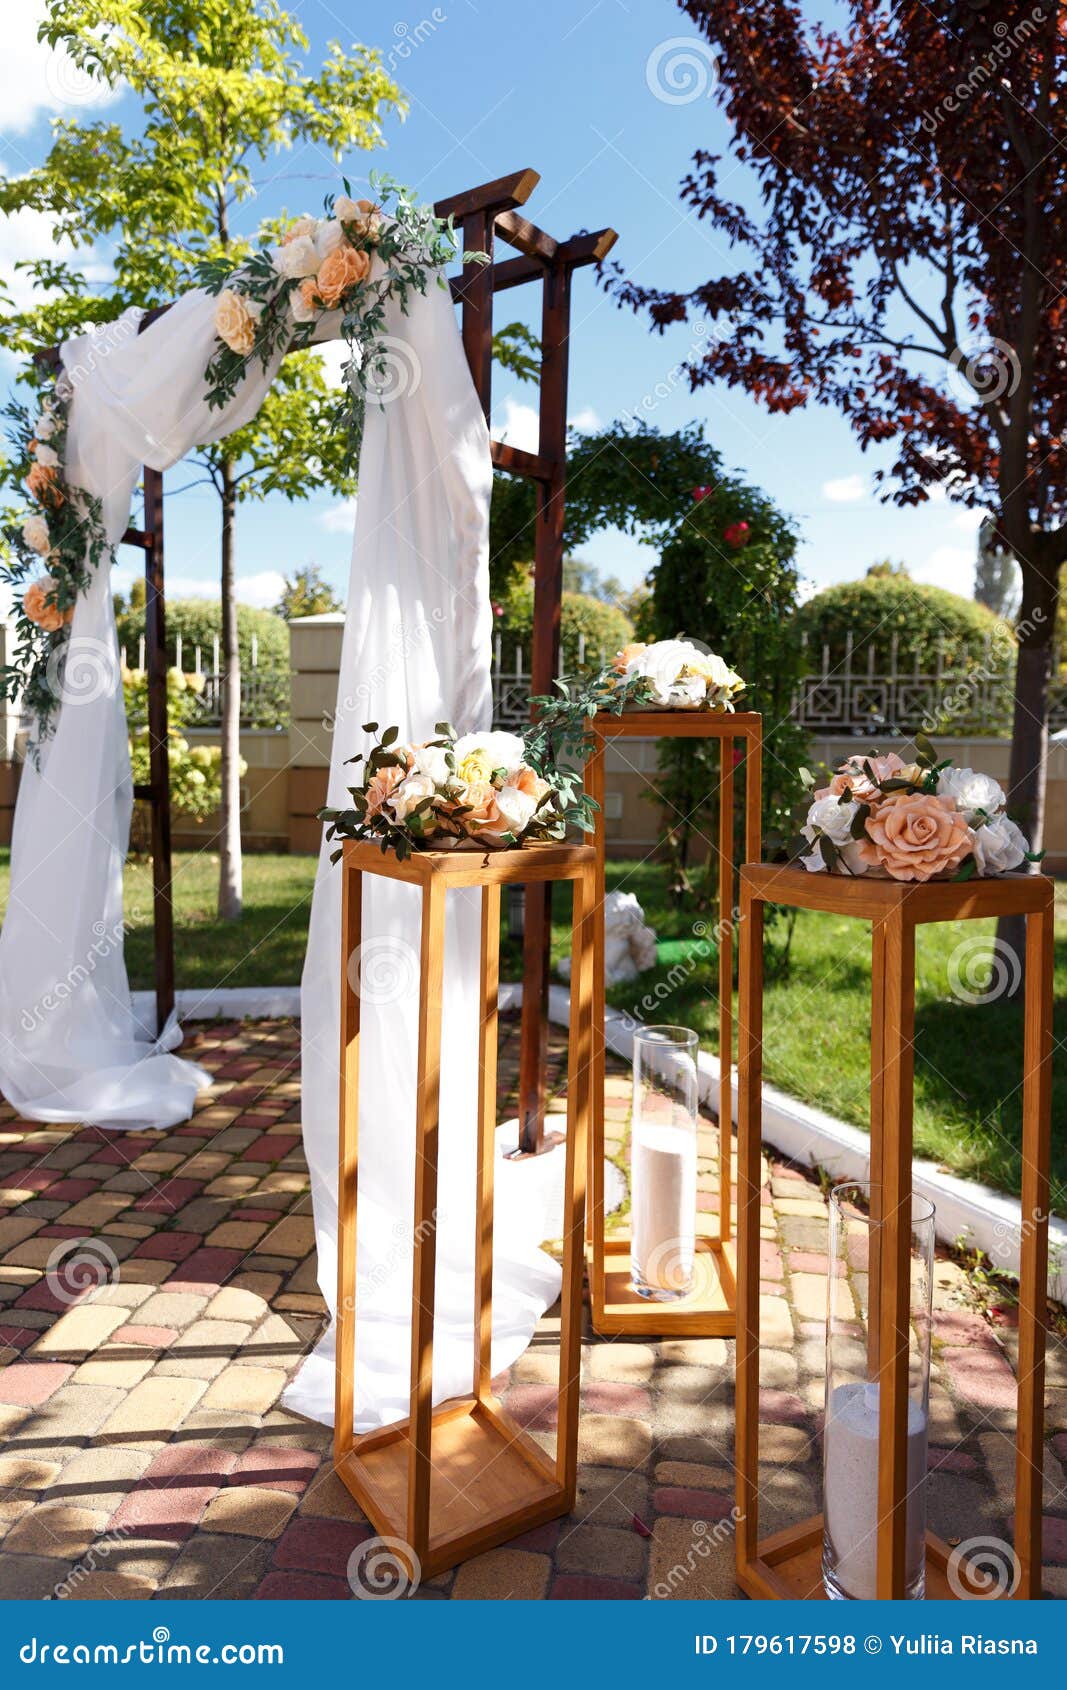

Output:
xmin=795 ymin=735 xmax=1039 ymax=882
xmin=320 ymin=723 xmax=590 ymax=861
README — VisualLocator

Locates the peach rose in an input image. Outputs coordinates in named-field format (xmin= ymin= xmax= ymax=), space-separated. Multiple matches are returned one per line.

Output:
xmin=613 ymin=641 xmax=647 ymax=675
xmin=23 ymin=576 xmax=72 ymax=633
xmin=857 ymin=791 xmax=972 ymax=882
xmin=459 ymin=778 xmax=509 ymax=841
xmin=363 ymin=762 xmax=407 ymax=818
xmin=313 ymin=244 xmax=371 ymax=308
xmin=26 ymin=462 xmax=63 ymax=507
xmin=511 ymin=764 xmax=551 ymax=806
xmin=824 ymin=751 xmax=910 ymax=803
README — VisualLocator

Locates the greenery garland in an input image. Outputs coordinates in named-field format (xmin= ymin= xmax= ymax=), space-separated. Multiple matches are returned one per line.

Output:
xmin=0 ymin=377 xmax=111 ymax=758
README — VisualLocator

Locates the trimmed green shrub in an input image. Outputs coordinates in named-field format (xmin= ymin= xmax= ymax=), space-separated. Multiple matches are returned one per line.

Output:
xmin=495 ymin=581 xmax=633 ymax=675
xmin=116 ymin=599 xmax=289 ymax=729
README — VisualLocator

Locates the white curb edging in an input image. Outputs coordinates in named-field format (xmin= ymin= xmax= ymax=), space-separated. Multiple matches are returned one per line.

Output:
xmin=155 ymin=981 xmax=1067 ymax=1303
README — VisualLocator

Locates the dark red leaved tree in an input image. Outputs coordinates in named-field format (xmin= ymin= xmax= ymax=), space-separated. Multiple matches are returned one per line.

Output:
xmin=611 ymin=0 xmax=1067 ymax=878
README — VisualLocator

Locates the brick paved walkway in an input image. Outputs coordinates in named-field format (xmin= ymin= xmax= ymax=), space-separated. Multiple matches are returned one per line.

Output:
xmin=0 ymin=1016 xmax=1063 ymax=1601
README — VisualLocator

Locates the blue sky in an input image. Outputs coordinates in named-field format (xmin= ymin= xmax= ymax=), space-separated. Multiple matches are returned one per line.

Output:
xmin=1 ymin=0 xmax=985 ymax=613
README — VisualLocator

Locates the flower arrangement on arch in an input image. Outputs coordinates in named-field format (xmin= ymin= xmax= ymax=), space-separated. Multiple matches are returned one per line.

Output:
xmin=1 ymin=379 xmax=110 ymax=756
xmin=319 ymin=724 xmax=593 ymax=862
xmin=795 ymin=736 xmax=1039 ymax=882
xmin=195 ymin=174 xmax=484 ymax=466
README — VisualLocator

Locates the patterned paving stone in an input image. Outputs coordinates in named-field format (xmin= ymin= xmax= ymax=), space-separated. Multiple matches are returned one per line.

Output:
xmin=0 ymin=1015 xmax=1055 ymax=1603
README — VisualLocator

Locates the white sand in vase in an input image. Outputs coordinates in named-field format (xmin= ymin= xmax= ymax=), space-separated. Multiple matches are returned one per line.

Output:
xmin=631 ymin=1119 xmax=695 ymax=1297
xmin=823 ymin=1380 xmax=928 ymax=1600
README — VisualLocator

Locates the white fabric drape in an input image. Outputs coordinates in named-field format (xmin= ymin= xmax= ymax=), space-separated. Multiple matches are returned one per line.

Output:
xmin=284 ymin=274 xmax=561 ymax=1431
xmin=0 ymin=297 xmax=287 ymax=1127
xmin=0 ymin=273 xmax=561 ymax=1429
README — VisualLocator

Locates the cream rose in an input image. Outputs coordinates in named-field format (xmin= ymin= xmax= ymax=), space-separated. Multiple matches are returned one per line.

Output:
xmin=387 ymin=771 xmax=439 ymax=824
xmin=21 ymin=513 xmax=51 ymax=556
xmin=410 ymin=743 xmax=450 ymax=785
xmin=273 ymin=235 xmax=320 ymax=280
xmin=214 ymin=288 xmax=262 ymax=356
xmin=33 ymin=443 xmax=59 ymax=470
xmin=282 ymin=215 xmax=318 ymax=244
xmin=494 ymin=783 xmax=538 ymax=836
xmin=314 ymin=219 xmax=345 ymax=261
xmin=33 ymin=410 xmax=57 ymax=441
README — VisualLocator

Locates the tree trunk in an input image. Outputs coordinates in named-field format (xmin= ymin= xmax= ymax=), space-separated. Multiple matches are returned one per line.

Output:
xmin=218 ymin=456 xmax=243 ymax=921
xmin=995 ymin=563 xmax=1057 ymax=976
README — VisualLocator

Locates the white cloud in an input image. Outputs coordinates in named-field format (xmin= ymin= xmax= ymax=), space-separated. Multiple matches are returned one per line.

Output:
xmin=494 ymin=396 xmax=539 ymax=453
xmin=568 ymin=405 xmax=601 ymax=433
xmin=911 ymin=546 xmax=975 ymax=597
xmin=318 ymin=497 xmax=357 ymax=533
xmin=950 ymin=505 xmax=988 ymax=533
xmin=160 ymin=572 xmax=286 ymax=611
xmin=1 ymin=4 xmax=121 ymax=135
xmin=822 ymin=474 xmax=866 ymax=503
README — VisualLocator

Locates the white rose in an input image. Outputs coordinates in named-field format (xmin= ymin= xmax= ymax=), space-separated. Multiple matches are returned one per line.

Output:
xmin=494 ymin=784 xmax=538 ymax=835
xmin=284 ymin=215 xmax=318 ymax=241
xmin=34 ymin=411 xmax=57 ymax=441
xmin=666 ymin=674 xmax=707 ymax=707
xmin=33 ymin=443 xmax=59 ymax=469
xmin=800 ymin=837 xmax=869 ymax=875
xmin=289 ymin=285 xmax=318 ymax=325
xmin=411 ymin=744 xmax=450 ymax=784
xmin=314 ymin=219 xmax=344 ymax=261
xmin=272 ymin=235 xmax=319 ymax=279
xmin=627 ymin=641 xmax=692 ymax=705
xmin=453 ymin=730 xmax=526 ymax=773
xmin=971 ymin=813 xmax=1029 ymax=876
xmin=936 ymin=765 xmax=1007 ymax=822
xmin=387 ymin=772 xmax=439 ymax=823
xmin=21 ymin=513 xmax=51 ymax=556
xmin=802 ymin=793 xmax=860 ymax=848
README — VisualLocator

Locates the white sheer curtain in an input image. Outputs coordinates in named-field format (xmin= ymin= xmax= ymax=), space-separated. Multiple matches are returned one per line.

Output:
xmin=0 ymin=296 xmax=286 ymax=1127
xmin=285 ymin=273 xmax=561 ymax=1431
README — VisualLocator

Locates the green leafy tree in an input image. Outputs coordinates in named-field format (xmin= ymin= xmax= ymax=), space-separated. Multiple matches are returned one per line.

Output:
xmin=648 ymin=479 xmax=807 ymax=910
xmin=2 ymin=0 xmax=404 ymax=918
xmin=275 ymin=563 xmax=343 ymax=619
xmin=124 ymin=666 xmax=228 ymax=854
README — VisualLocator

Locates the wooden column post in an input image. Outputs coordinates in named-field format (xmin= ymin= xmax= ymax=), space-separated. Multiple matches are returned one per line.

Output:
xmin=517 ymin=251 xmax=572 ymax=1155
xmin=142 ymin=466 xmax=175 ymax=1033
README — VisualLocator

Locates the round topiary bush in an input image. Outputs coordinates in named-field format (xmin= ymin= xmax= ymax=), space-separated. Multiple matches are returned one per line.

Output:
xmin=495 ymin=581 xmax=633 ymax=675
xmin=796 ymin=573 xmax=1016 ymax=734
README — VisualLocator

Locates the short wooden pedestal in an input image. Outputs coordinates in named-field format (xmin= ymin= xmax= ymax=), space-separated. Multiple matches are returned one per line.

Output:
xmin=585 ymin=710 xmax=762 ymax=1337
xmin=736 ymin=865 xmax=1053 ymax=1600
xmin=333 ymin=838 xmax=596 ymax=1578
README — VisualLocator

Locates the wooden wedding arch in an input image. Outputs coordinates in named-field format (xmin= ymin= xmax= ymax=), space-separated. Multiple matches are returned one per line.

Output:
xmin=40 ymin=167 xmax=616 ymax=1156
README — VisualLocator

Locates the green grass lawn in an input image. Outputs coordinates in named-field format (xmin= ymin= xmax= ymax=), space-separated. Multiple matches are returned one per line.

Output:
xmin=0 ymin=846 xmax=1062 ymax=1204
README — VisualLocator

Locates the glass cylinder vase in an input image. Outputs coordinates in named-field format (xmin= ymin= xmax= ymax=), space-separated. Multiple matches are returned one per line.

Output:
xmin=822 ymin=1181 xmax=935 ymax=1601
xmin=629 ymin=1025 xmax=699 ymax=1302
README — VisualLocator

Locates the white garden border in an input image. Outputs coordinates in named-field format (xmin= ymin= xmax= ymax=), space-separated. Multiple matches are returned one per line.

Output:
xmin=148 ymin=982 xmax=1067 ymax=1304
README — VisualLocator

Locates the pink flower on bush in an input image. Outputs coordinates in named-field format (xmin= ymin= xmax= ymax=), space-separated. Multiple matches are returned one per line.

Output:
xmin=723 ymin=520 xmax=750 ymax=548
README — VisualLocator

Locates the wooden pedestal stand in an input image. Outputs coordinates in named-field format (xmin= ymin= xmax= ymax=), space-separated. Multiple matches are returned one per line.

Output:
xmin=333 ymin=838 xmax=596 ymax=1579
xmin=736 ymin=864 xmax=1052 ymax=1600
xmin=585 ymin=710 xmax=762 ymax=1337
